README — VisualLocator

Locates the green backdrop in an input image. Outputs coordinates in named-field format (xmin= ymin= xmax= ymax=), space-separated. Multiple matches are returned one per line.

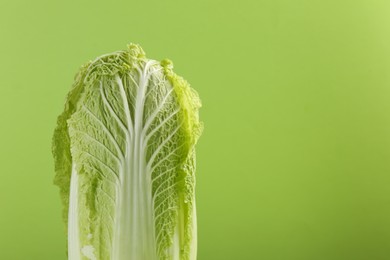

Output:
xmin=1 ymin=0 xmax=390 ymax=259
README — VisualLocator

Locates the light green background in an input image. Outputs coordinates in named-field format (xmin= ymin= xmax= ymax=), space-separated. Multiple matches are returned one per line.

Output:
xmin=1 ymin=0 xmax=390 ymax=259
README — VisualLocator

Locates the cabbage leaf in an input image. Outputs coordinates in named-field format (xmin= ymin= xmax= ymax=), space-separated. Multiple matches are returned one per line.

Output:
xmin=52 ymin=44 xmax=202 ymax=260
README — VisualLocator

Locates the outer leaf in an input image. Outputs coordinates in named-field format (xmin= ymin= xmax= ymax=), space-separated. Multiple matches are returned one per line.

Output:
xmin=53 ymin=44 xmax=202 ymax=260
